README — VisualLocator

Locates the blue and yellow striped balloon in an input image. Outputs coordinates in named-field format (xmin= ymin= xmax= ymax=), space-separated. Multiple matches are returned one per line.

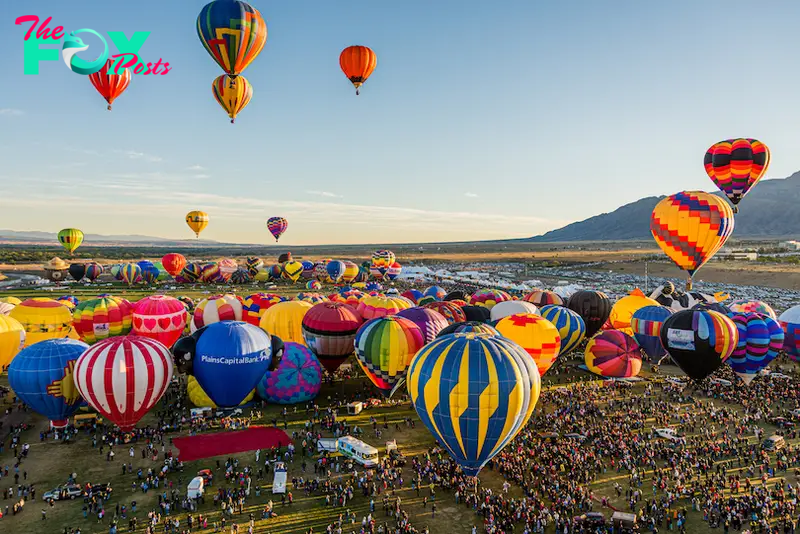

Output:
xmin=540 ymin=305 xmax=586 ymax=355
xmin=407 ymin=333 xmax=539 ymax=477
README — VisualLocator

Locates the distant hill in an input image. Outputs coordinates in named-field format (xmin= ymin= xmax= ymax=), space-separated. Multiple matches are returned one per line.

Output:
xmin=530 ymin=171 xmax=800 ymax=242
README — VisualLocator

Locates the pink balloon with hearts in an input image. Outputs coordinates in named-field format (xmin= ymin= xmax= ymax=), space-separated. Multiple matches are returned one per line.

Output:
xmin=132 ymin=295 xmax=187 ymax=348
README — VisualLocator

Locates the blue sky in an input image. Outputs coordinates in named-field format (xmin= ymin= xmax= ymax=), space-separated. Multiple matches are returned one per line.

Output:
xmin=1 ymin=1 xmax=800 ymax=245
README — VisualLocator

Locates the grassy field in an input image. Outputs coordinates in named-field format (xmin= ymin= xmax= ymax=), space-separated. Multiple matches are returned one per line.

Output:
xmin=1 ymin=358 xmax=798 ymax=534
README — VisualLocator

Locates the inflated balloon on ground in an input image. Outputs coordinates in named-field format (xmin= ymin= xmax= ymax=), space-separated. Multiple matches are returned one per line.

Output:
xmin=256 ymin=342 xmax=322 ymax=404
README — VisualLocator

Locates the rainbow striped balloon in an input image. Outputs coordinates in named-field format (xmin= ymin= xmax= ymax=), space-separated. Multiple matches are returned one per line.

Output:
xmin=585 ymin=330 xmax=642 ymax=378
xmin=704 ymin=138 xmax=769 ymax=212
xmin=355 ymin=316 xmax=424 ymax=396
xmin=72 ymin=297 xmax=134 ymax=345
xmin=727 ymin=313 xmax=784 ymax=385
xmin=630 ymin=305 xmax=673 ymax=359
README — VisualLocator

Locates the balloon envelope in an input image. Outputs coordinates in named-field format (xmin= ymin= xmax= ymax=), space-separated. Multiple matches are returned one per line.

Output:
xmin=660 ymin=310 xmax=738 ymax=381
xmin=256 ymin=342 xmax=322 ymax=404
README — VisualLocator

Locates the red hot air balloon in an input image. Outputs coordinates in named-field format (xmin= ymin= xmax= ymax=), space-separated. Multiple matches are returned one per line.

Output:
xmin=88 ymin=59 xmax=131 ymax=111
xmin=132 ymin=296 xmax=187 ymax=348
xmin=301 ymin=302 xmax=363 ymax=374
xmin=161 ymin=254 xmax=187 ymax=277
xmin=73 ymin=336 xmax=173 ymax=431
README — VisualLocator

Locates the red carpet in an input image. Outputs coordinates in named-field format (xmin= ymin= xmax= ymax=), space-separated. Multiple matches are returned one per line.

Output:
xmin=173 ymin=427 xmax=291 ymax=462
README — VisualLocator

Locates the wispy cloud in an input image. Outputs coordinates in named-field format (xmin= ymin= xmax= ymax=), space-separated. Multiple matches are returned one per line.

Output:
xmin=187 ymin=165 xmax=205 ymax=171
xmin=192 ymin=174 xmax=210 ymax=179
xmin=464 ymin=192 xmax=478 ymax=198
xmin=307 ymin=190 xmax=343 ymax=199
xmin=0 ymin=108 xmax=24 ymax=116
xmin=114 ymin=149 xmax=163 ymax=162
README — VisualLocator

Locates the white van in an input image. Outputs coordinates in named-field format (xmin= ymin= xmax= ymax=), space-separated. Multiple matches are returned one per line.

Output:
xmin=337 ymin=436 xmax=379 ymax=467
xmin=655 ymin=428 xmax=685 ymax=442
xmin=187 ymin=477 xmax=204 ymax=499
xmin=317 ymin=438 xmax=338 ymax=453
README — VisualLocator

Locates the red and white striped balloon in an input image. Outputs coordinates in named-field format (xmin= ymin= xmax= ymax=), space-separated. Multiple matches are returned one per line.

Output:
xmin=73 ymin=335 xmax=173 ymax=431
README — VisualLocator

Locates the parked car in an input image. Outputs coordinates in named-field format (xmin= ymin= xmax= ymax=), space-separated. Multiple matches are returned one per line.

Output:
xmin=88 ymin=483 xmax=113 ymax=499
xmin=42 ymin=485 xmax=82 ymax=501
xmin=573 ymin=512 xmax=606 ymax=527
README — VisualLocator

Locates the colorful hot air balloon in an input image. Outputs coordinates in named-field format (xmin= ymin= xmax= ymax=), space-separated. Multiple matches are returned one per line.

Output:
xmin=630 ymin=305 xmax=673 ymax=360
xmin=339 ymin=46 xmax=377 ymax=95
xmin=585 ymin=331 xmax=642 ymax=378
xmin=187 ymin=375 xmax=253 ymax=408
xmin=386 ymin=262 xmax=402 ymax=281
xmin=137 ymin=261 xmax=159 ymax=285
xmin=342 ymin=261 xmax=360 ymax=283
xmin=437 ymin=321 xmax=500 ymax=338
xmin=0 ymin=315 xmax=25 ymax=369
xmin=727 ymin=313 xmax=784 ymax=385
xmin=567 ymin=290 xmax=611 ymax=338
xmin=186 ymin=211 xmax=209 ymax=238
xmin=779 ymin=305 xmax=800 ymax=361
xmin=8 ymin=338 xmax=88 ymax=428
xmin=242 ymin=293 xmax=284 ymax=326
xmin=193 ymin=294 xmax=244 ymax=328
xmin=523 ymin=290 xmax=564 ymax=308
xmin=728 ymin=300 xmax=777 ymax=321
xmin=495 ymin=314 xmax=561 ymax=377
xmin=307 ymin=281 xmax=322 ymax=290
xmin=73 ymin=336 xmax=173 ymax=431
xmin=84 ymin=262 xmax=103 ymax=282
xmin=423 ymin=286 xmax=446 ymax=301
xmin=196 ymin=0 xmax=267 ymax=82
xmin=704 ymin=138 xmax=770 ymax=212
xmin=162 ymin=254 xmax=187 ymax=277
xmin=422 ymin=301 xmax=466 ymax=325
xmin=266 ymin=217 xmax=287 ymax=242
xmin=212 ymin=74 xmax=253 ymax=123
xmin=355 ymin=316 xmax=424 ymax=397
xmin=539 ymin=305 xmax=586 ymax=356
xmin=396 ymin=307 xmax=450 ymax=344
xmin=121 ymin=263 xmax=142 ymax=286
xmin=72 ymin=297 xmax=134 ymax=345
xmin=295 ymin=292 xmax=328 ymax=305
xmin=189 ymin=321 xmax=272 ymax=407
xmin=246 ymin=257 xmax=264 ymax=276
xmin=470 ymin=289 xmax=512 ymax=310
xmin=88 ymin=59 xmax=131 ymax=111
xmin=10 ymin=298 xmax=73 ymax=347
xmin=282 ymin=261 xmax=304 ymax=283
xmin=256 ymin=342 xmax=322 ymax=404
xmin=357 ymin=296 xmax=412 ymax=321
xmin=181 ymin=263 xmax=204 ymax=283
xmin=301 ymin=302 xmax=363 ymax=374
xmin=57 ymin=228 xmax=84 ymax=255
xmin=660 ymin=309 xmax=738 ymax=381
xmin=325 ymin=261 xmax=346 ymax=284
xmin=132 ymin=295 xmax=187 ymax=348
xmin=650 ymin=191 xmax=734 ymax=290
xmin=260 ymin=300 xmax=313 ymax=345
xmin=608 ymin=289 xmax=660 ymax=335
xmin=407 ymin=333 xmax=539 ymax=477
xmin=301 ymin=261 xmax=315 ymax=280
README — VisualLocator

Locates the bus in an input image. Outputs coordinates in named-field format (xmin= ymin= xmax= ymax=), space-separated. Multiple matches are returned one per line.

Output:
xmin=337 ymin=436 xmax=379 ymax=467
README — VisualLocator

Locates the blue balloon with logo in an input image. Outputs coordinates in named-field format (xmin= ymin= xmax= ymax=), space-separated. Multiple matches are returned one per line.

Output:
xmin=192 ymin=321 xmax=272 ymax=407
xmin=326 ymin=261 xmax=346 ymax=283
xmin=8 ymin=338 xmax=89 ymax=429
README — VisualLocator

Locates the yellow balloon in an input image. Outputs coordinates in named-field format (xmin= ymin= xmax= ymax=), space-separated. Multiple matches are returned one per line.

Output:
xmin=10 ymin=298 xmax=73 ymax=347
xmin=495 ymin=314 xmax=561 ymax=377
xmin=186 ymin=211 xmax=209 ymax=238
xmin=212 ymin=74 xmax=253 ymax=124
xmin=187 ymin=376 xmax=253 ymax=408
xmin=282 ymin=261 xmax=304 ymax=283
xmin=254 ymin=268 xmax=271 ymax=282
xmin=0 ymin=315 xmax=25 ymax=369
xmin=259 ymin=300 xmax=312 ymax=345
xmin=609 ymin=289 xmax=660 ymax=335
xmin=0 ymin=297 xmax=22 ymax=305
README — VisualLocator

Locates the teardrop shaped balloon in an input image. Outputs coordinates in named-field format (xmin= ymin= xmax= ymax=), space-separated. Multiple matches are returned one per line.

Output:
xmin=212 ymin=74 xmax=252 ymax=123
xmin=88 ymin=59 xmax=131 ymax=111
xmin=267 ymin=217 xmax=287 ymax=241
xmin=58 ymin=228 xmax=84 ymax=255
xmin=339 ymin=46 xmax=377 ymax=95
xmin=186 ymin=210 xmax=209 ymax=238
xmin=660 ymin=309 xmax=738 ymax=381
xmin=704 ymin=138 xmax=769 ymax=212
xmin=650 ymin=191 xmax=734 ymax=290
xmin=196 ymin=0 xmax=267 ymax=79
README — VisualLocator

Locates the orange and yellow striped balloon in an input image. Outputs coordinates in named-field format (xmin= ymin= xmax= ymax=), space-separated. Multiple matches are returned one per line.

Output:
xmin=212 ymin=74 xmax=253 ymax=123
xmin=650 ymin=191 xmax=734 ymax=289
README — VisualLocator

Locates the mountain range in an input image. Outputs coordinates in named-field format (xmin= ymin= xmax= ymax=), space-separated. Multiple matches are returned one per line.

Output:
xmin=529 ymin=171 xmax=800 ymax=242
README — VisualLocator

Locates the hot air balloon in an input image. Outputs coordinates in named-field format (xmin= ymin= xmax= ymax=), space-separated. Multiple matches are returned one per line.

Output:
xmin=194 ymin=294 xmax=244 ymax=328
xmin=138 ymin=261 xmax=159 ymax=285
xmin=470 ymin=289 xmax=512 ymax=310
xmin=88 ymin=59 xmax=131 ymax=111
xmin=196 ymin=0 xmax=267 ymax=83
xmin=57 ymin=228 xmax=84 ymax=255
xmin=342 ymin=261 xmax=359 ymax=283
xmin=728 ymin=299 xmax=777 ymax=321
xmin=396 ymin=307 xmax=450 ymax=344
xmin=186 ymin=211 xmax=209 ymax=238
xmin=246 ymin=257 xmax=264 ymax=276
xmin=386 ymin=262 xmax=402 ymax=281
xmin=407 ymin=333 xmax=539 ymax=477
xmin=489 ymin=301 xmax=539 ymax=322
xmin=162 ymin=254 xmax=187 ymax=277
xmin=188 ymin=375 xmax=253 ymax=408
xmin=608 ymin=289 xmax=660 ymax=334
xmin=256 ymin=342 xmax=322 ymax=404
xmin=630 ymin=305 xmax=673 ymax=360
xmin=277 ymin=252 xmax=293 ymax=264
xmin=300 ymin=261 xmax=315 ymax=280
xmin=295 ymin=292 xmax=328 ymax=305
xmin=10 ymin=298 xmax=73 ymax=347
xmin=267 ymin=217 xmax=287 ymax=242
xmin=539 ymin=305 xmax=586 ymax=356
xmin=72 ymin=296 xmax=134 ymax=345
xmin=339 ymin=46 xmax=377 ymax=95
xmin=242 ymin=293 xmax=284 ymax=326
xmin=9 ymin=338 xmax=88 ymax=428
xmin=495 ymin=314 xmax=561 ymax=377
xmin=704 ymin=138 xmax=769 ymax=212
xmin=56 ymin=296 xmax=79 ymax=309
xmin=727 ymin=313 xmax=784 ymax=385
xmin=0 ymin=315 xmax=25 ymax=369
xmin=437 ymin=321 xmax=500 ymax=338
xmin=73 ymin=336 xmax=173 ymax=431
xmin=421 ymin=301 xmax=466 ymax=325
xmin=282 ymin=261 xmax=304 ymax=283
xmin=301 ymin=302 xmax=363 ymax=374
xmin=187 ymin=321 xmax=271 ymax=407
xmin=326 ymin=261 xmax=346 ymax=284
xmin=307 ymin=281 xmax=322 ymax=290
xmin=567 ymin=290 xmax=611 ymax=338
xmin=84 ymin=262 xmax=103 ymax=282
xmin=461 ymin=305 xmax=491 ymax=323
xmin=779 ymin=306 xmax=800 ymax=361
xmin=356 ymin=296 xmax=412 ymax=321
xmin=260 ymin=300 xmax=313 ymax=345
xmin=585 ymin=331 xmax=642 ymax=378
xmin=423 ymin=286 xmax=446 ymax=301
xmin=120 ymin=263 xmax=141 ymax=286
xmin=68 ymin=263 xmax=86 ymax=282
xmin=132 ymin=295 xmax=187 ymax=348
xmin=523 ymin=290 xmax=564 ymax=308
xmin=181 ymin=263 xmax=204 ymax=283
xmin=660 ymin=310 xmax=738 ymax=381
xmin=651 ymin=191 xmax=734 ymax=290
xmin=355 ymin=316 xmax=424 ymax=397
xmin=212 ymin=74 xmax=252 ymax=123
